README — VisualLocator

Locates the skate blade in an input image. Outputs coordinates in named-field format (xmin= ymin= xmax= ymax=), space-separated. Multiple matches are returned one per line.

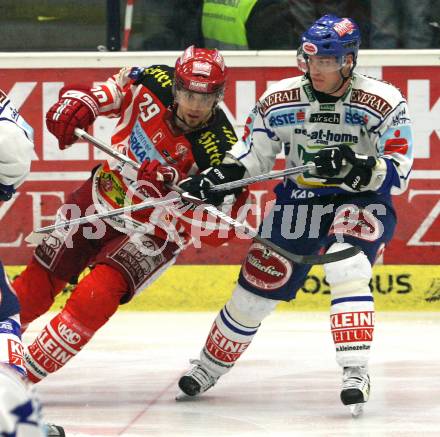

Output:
xmin=175 ymin=391 xmax=198 ymax=402
xmin=349 ymin=403 xmax=364 ymax=417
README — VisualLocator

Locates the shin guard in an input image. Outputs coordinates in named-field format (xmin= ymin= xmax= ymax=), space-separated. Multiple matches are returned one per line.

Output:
xmin=24 ymin=311 xmax=93 ymax=383
xmin=200 ymin=285 xmax=277 ymax=376
xmin=325 ymin=244 xmax=374 ymax=368
xmin=24 ymin=264 xmax=127 ymax=382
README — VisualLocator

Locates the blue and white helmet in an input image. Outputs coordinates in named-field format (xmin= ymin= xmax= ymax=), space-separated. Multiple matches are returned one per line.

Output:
xmin=298 ymin=15 xmax=361 ymax=71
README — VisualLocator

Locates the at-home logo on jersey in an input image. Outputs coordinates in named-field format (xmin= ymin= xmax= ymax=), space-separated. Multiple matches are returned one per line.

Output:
xmin=309 ymin=113 xmax=340 ymax=124
xmin=309 ymin=129 xmax=359 ymax=145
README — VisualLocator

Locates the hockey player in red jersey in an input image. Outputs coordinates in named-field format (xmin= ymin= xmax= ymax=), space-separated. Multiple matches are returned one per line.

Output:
xmin=14 ymin=46 xmax=247 ymax=384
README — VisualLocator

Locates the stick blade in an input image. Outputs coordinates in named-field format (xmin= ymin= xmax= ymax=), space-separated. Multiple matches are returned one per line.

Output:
xmin=299 ymin=246 xmax=361 ymax=265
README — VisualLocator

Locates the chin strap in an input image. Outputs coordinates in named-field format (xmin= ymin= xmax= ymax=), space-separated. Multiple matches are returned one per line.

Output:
xmin=329 ymin=72 xmax=351 ymax=95
xmin=329 ymin=58 xmax=357 ymax=95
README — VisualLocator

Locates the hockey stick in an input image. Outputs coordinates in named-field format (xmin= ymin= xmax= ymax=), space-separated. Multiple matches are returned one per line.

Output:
xmin=210 ymin=163 xmax=315 ymax=192
xmin=66 ymin=130 xmax=360 ymax=265
xmin=178 ymin=193 xmax=360 ymax=264
xmin=35 ymin=188 xmax=359 ymax=264
xmin=75 ymin=128 xmax=140 ymax=170
xmin=35 ymin=192 xmax=181 ymax=233
xmin=75 ymin=127 xmax=314 ymax=192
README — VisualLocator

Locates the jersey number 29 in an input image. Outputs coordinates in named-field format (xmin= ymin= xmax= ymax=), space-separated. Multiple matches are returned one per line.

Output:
xmin=139 ymin=92 xmax=160 ymax=123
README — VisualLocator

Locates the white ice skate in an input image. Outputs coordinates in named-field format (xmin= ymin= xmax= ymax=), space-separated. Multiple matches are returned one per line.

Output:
xmin=176 ymin=359 xmax=219 ymax=401
xmin=340 ymin=366 xmax=370 ymax=417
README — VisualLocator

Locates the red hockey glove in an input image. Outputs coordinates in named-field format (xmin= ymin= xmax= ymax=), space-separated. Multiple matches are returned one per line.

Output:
xmin=137 ymin=159 xmax=185 ymax=196
xmin=46 ymin=86 xmax=100 ymax=150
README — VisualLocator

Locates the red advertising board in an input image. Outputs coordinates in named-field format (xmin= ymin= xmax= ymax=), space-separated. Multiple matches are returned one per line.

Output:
xmin=0 ymin=65 xmax=438 ymax=265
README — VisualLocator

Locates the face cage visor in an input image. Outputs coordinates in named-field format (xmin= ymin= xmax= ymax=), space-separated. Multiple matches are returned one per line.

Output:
xmin=297 ymin=53 xmax=348 ymax=73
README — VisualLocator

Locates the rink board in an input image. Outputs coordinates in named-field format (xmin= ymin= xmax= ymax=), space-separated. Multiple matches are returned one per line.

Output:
xmin=0 ymin=52 xmax=440 ymax=266
xmin=7 ymin=265 xmax=440 ymax=311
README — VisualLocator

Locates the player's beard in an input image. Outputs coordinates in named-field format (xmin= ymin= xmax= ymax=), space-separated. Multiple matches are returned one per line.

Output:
xmin=174 ymin=105 xmax=213 ymax=132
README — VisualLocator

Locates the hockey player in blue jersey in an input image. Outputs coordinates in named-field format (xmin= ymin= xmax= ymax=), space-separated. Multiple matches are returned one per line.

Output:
xmin=177 ymin=15 xmax=413 ymax=416
xmin=0 ymin=89 xmax=64 ymax=436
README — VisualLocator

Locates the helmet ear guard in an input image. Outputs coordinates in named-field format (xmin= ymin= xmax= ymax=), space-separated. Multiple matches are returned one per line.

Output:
xmin=296 ymin=46 xmax=308 ymax=73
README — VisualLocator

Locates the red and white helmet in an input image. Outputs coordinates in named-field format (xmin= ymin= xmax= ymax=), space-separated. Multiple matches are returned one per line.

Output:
xmin=175 ymin=45 xmax=227 ymax=98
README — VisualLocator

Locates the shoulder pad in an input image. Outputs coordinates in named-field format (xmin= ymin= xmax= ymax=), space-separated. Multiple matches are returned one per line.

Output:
xmin=131 ymin=65 xmax=175 ymax=107
xmin=351 ymin=74 xmax=406 ymax=119
xmin=128 ymin=67 xmax=146 ymax=81
xmin=131 ymin=65 xmax=174 ymax=88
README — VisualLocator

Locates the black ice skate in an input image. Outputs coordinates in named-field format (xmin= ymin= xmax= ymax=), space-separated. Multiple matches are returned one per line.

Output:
xmin=45 ymin=423 xmax=66 ymax=436
xmin=340 ymin=366 xmax=370 ymax=417
xmin=176 ymin=359 xmax=219 ymax=400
